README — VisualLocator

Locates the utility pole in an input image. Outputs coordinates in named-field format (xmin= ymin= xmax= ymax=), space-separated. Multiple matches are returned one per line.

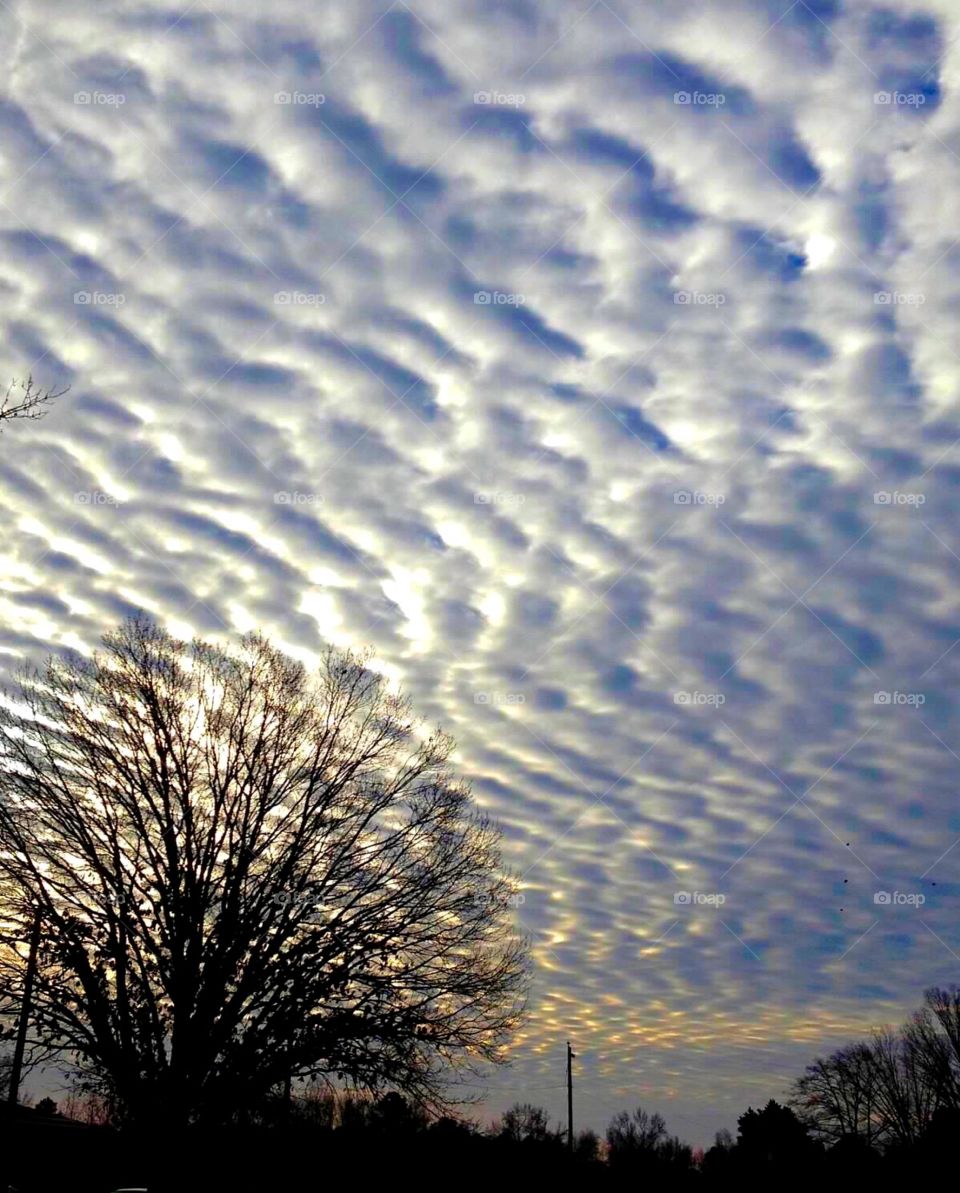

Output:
xmin=566 ymin=1040 xmax=576 ymax=1151
xmin=8 ymin=909 xmax=42 ymax=1107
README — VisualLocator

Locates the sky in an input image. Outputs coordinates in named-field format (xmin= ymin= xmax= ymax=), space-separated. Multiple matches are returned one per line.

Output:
xmin=1 ymin=0 xmax=959 ymax=1148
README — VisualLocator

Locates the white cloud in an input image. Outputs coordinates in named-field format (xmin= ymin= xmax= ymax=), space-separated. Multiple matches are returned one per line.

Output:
xmin=2 ymin=0 xmax=960 ymax=1144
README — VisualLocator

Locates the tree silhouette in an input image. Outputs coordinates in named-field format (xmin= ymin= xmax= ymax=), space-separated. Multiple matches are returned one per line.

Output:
xmin=606 ymin=1104 xmax=666 ymax=1161
xmin=0 ymin=376 xmax=66 ymax=429
xmin=498 ymin=1101 xmax=554 ymax=1144
xmin=369 ymin=1090 xmax=428 ymax=1134
xmin=573 ymin=1127 xmax=601 ymax=1161
xmin=701 ymin=1127 xmax=735 ymax=1177
xmin=736 ymin=1098 xmax=818 ymax=1170
xmin=914 ymin=986 xmax=960 ymax=1108
xmin=605 ymin=1104 xmax=691 ymax=1176
xmin=0 ymin=618 xmax=527 ymax=1128
xmin=791 ymin=986 xmax=960 ymax=1150
xmin=791 ymin=1042 xmax=880 ymax=1146
xmin=59 ymin=1090 xmax=115 ymax=1126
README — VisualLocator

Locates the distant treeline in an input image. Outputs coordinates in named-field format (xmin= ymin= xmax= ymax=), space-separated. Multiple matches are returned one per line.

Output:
xmin=3 ymin=1091 xmax=953 ymax=1190
xmin=8 ymin=983 xmax=960 ymax=1189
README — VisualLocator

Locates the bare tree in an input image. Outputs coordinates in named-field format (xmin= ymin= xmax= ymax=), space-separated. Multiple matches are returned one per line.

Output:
xmin=791 ymin=1043 xmax=881 ymax=1146
xmin=606 ymin=1105 xmax=667 ymax=1166
xmin=865 ymin=1029 xmax=924 ymax=1146
xmin=0 ymin=376 xmax=67 ymax=428
xmin=791 ymin=993 xmax=960 ymax=1150
xmin=0 ymin=1031 xmax=53 ymax=1103
xmin=59 ymin=1090 xmax=116 ymax=1126
xmin=920 ymin=986 xmax=960 ymax=1107
xmin=573 ymin=1127 xmax=601 ymax=1161
xmin=497 ymin=1101 xmax=554 ymax=1143
xmin=0 ymin=618 xmax=527 ymax=1128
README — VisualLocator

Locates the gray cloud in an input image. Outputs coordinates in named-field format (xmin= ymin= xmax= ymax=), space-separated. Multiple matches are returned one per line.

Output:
xmin=2 ymin=0 xmax=960 ymax=1147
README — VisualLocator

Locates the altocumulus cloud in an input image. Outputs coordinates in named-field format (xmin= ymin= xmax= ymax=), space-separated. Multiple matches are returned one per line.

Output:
xmin=1 ymin=0 xmax=960 ymax=1144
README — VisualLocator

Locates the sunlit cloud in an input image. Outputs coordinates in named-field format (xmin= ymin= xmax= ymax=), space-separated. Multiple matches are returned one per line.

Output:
xmin=2 ymin=0 xmax=960 ymax=1145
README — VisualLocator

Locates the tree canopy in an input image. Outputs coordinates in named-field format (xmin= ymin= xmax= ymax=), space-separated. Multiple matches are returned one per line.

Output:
xmin=0 ymin=618 xmax=527 ymax=1126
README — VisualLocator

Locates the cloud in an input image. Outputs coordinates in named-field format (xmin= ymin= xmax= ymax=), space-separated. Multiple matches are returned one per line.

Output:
xmin=2 ymin=0 xmax=960 ymax=1145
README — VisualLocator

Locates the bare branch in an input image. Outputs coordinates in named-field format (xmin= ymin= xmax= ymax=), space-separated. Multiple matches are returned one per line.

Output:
xmin=0 ymin=617 xmax=528 ymax=1128
xmin=0 ymin=375 xmax=68 ymax=428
